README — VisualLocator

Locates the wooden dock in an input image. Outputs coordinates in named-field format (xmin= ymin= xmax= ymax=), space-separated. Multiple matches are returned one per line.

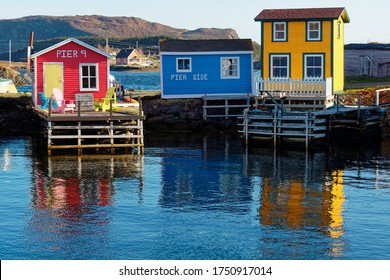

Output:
xmin=239 ymin=108 xmax=328 ymax=149
xmin=34 ymin=101 xmax=144 ymax=155
xmin=240 ymin=104 xmax=387 ymax=149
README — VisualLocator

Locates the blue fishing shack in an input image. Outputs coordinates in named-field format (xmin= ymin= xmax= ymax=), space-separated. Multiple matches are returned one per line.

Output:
xmin=160 ymin=39 xmax=254 ymax=99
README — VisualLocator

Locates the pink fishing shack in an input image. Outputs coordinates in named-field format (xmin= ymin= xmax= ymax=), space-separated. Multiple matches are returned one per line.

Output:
xmin=30 ymin=38 xmax=113 ymax=106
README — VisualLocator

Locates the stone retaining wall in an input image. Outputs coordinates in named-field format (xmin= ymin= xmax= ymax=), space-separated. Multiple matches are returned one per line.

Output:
xmin=142 ymin=96 xmax=239 ymax=132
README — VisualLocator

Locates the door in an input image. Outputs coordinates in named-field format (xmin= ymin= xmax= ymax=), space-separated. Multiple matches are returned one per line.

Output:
xmin=43 ymin=63 xmax=63 ymax=97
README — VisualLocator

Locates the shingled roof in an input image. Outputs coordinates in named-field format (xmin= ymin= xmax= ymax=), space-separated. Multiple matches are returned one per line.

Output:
xmin=159 ymin=39 xmax=253 ymax=52
xmin=254 ymin=7 xmax=350 ymax=23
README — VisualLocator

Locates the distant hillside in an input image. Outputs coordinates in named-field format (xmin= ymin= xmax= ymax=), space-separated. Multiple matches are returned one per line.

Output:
xmin=0 ymin=15 xmax=239 ymax=42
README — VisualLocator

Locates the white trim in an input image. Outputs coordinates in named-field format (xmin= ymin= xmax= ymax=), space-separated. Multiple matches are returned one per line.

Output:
xmin=160 ymin=56 xmax=164 ymax=97
xmin=176 ymin=57 xmax=192 ymax=72
xmin=220 ymin=57 xmax=240 ymax=80
xmin=307 ymin=21 xmax=321 ymax=41
xmin=273 ymin=22 xmax=286 ymax=41
xmin=304 ymin=54 xmax=324 ymax=80
xmin=79 ymin=63 xmax=99 ymax=91
xmin=31 ymin=38 xmax=113 ymax=59
xmin=33 ymin=59 xmax=38 ymax=105
xmin=270 ymin=54 xmax=290 ymax=79
xmin=160 ymin=51 xmax=254 ymax=56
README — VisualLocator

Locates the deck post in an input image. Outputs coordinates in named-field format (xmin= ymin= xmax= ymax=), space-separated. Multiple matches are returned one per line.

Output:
xmin=110 ymin=121 xmax=114 ymax=154
xmin=78 ymin=121 xmax=82 ymax=155
xmin=77 ymin=100 xmax=81 ymax=117
xmin=243 ymin=109 xmax=249 ymax=147
xmin=305 ymin=111 xmax=309 ymax=150
xmin=138 ymin=96 xmax=142 ymax=116
xmin=225 ymin=99 xmax=229 ymax=119
xmin=273 ymin=110 xmax=277 ymax=148
xmin=47 ymin=121 xmax=52 ymax=156
xmin=48 ymin=99 xmax=52 ymax=117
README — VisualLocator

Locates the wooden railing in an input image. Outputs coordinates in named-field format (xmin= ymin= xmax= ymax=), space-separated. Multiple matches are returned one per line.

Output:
xmin=255 ymin=77 xmax=333 ymax=97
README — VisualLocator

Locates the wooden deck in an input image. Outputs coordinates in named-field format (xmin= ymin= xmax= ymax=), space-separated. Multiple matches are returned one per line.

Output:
xmin=239 ymin=108 xmax=328 ymax=149
xmin=240 ymin=104 xmax=386 ymax=149
xmin=254 ymin=77 xmax=334 ymax=111
xmin=34 ymin=102 xmax=145 ymax=155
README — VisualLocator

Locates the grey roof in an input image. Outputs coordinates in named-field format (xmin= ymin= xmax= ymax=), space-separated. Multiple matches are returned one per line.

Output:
xmin=159 ymin=39 xmax=253 ymax=52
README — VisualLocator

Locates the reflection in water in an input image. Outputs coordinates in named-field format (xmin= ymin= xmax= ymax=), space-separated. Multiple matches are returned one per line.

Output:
xmin=1 ymin=133 xmax=386 ymax=259
xmin=247 ymin=148 xmax=346 ymax=258
xmin=32 ymin=155 xmax=144 ymax=209
xmin=328 ymin=170 xmax=345 ymax=256
xmin=2 ymin=148 xmax=12 ymax=171
xmin=28 ymin=155 xmax=144 ymax=259
xmin=151 ymin=133 xmax=350 ymax=259
xmin=157 ymin=136 xmax=253 ymax=213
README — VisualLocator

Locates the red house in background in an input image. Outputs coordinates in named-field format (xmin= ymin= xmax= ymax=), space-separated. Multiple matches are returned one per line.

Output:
xmin=31 ymin=38 xmax=113 ymax=106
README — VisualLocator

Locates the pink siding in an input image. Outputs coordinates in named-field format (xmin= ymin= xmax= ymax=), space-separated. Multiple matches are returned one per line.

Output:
xmin=35 ymin=41 xmax=109 ymax=102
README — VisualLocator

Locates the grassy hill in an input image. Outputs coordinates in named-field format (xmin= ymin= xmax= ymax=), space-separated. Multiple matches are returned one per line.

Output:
xmin=0 ymin=15 xmax=239 ymax=61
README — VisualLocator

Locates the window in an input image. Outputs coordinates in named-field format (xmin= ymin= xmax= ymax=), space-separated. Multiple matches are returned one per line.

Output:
xmin=273 ymin=22 xmax=287 ymax=41
xmin=176 ymin=58 xmax=192 ymax=72
xmin=307 ymin=21 xmax=321 ymax=41
xmin=304 ymin=54 xmax=324 ymax=79
xmin=270 ymin=55 xmax=289 ymax=78
xmin=221 ymin=57 xmax=240 ymax=79
xmin=80 ymin=64 xmax=98 ymax=90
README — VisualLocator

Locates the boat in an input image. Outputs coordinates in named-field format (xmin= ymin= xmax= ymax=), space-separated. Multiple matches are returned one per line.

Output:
xmin=0 ymin=78 xmax=18 ymax=94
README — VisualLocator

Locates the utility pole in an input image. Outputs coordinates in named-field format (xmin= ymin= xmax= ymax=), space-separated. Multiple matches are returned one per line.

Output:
xmin=27 ymin=32 xmax=34 ymax=72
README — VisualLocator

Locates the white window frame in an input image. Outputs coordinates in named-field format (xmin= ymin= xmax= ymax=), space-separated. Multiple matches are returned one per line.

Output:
xmin=176 ymin=57 xmax=192 ymax=72
xmin=79 ymin=63 xmax=99 ymax=91
xmin=273 ymin=22 xmax=287 ymax=41
xmin=304 ymin=54 xmax=324 ymax=80
xmin=221 ymin=57 xmax=240 ymax=79
xmin=307 ymin=21 xmax=321 ymax=41
xmin=270 ymin=54 xmax=289 ymax=79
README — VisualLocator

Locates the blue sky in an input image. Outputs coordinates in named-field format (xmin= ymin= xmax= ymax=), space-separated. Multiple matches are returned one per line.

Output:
xmin=3 ymin=0 xmax=389 ymax=43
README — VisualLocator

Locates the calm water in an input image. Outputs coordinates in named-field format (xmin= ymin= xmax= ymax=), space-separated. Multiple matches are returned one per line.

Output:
xmin=1 ymin=133 xmax=390 ymax=260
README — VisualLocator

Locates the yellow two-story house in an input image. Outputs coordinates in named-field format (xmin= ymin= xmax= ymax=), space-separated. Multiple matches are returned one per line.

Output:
xmin=255 ymin=7 xmax=350 ymax=94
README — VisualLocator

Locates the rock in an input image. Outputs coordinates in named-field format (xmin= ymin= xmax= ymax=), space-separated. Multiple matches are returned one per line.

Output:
xmin=0 ymin=65 xmax=28 ymax=86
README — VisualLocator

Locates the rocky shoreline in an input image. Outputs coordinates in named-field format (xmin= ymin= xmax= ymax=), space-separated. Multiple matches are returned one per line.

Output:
xmin=0 ymin=94 xmax=42 ymax=135
xmin=0 ymin=93 xmax=239 ymax=136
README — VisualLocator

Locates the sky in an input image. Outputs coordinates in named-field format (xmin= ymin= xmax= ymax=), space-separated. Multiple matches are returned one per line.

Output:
xmin=2 ymin=0 xmax=389 ymax=44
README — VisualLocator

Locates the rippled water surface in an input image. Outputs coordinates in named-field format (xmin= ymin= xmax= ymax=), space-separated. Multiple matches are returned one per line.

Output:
xmin=1 ymin=134 xmax=390 ymax=260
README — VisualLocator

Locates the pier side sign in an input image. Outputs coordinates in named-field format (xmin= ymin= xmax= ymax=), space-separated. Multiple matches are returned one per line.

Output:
xmin=56 ymin=49 xmax=87 ymax=59
xmin=171 ymin=73 xmax=208 ymax=81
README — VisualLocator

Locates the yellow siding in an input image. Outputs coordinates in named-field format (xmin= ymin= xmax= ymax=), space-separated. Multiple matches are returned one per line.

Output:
xmin=332 ymin=19 xmax=345 ymax=93
xmin=262 ymin=17 xmax=346 ymax=93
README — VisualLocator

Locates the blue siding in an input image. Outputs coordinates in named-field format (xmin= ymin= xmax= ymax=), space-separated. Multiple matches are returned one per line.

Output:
xmin=161 ymin=53 xmax=253 ymax=98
